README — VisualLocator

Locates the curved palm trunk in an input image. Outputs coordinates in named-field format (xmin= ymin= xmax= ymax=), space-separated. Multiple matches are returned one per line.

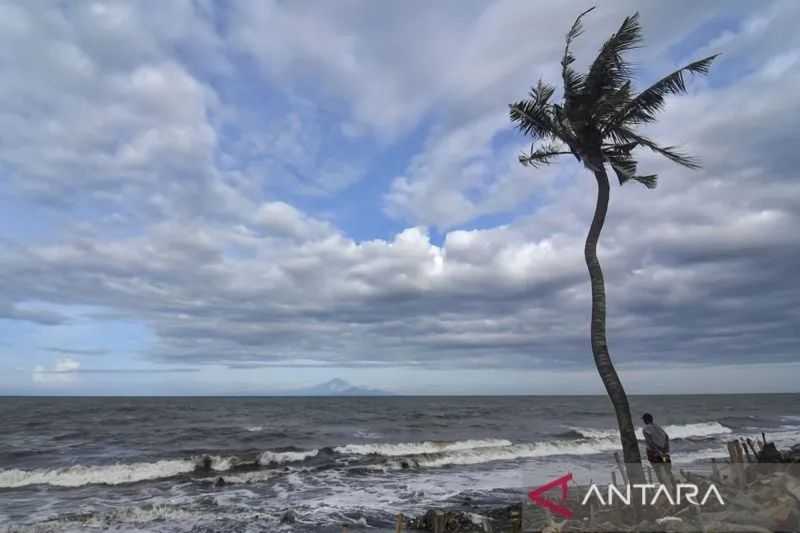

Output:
xmin=586 ymin=164 xmax=644 ymax=485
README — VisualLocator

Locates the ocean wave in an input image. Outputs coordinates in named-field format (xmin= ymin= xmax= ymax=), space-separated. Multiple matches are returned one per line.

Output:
xmin=0 ymin=455 xmax=244 ymax=489
xmin=258 ymin=449 xmax=319 ymax=465
xmin=661 ymin=422 xmax=732 ymax=439
xmin=673 ymin=448 xmax=728 ymax=464
xmin=570 ymin=421 xmax=732 ymax=441
xmin=381 ymin=437 xmax=622 ymax=469
xmin=0 ymin=459 xmax=196 ymax=488
xmin=334 ymin=438 xmax=512 ymax=457
xmin=352 ymin=430 xmax=383 ymax=439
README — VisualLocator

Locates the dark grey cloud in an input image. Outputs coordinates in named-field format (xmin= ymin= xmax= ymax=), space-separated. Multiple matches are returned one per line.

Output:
xmin=0 ymin=303 xmax=66 ymax=326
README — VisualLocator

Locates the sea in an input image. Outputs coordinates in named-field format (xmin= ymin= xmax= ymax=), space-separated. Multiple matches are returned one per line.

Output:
xmin=1 ymin=394 xmax=799 ymax=532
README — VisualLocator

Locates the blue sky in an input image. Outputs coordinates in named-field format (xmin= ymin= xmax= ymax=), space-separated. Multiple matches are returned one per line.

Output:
xmin=1 ymin=1 xmax=799 ymax=395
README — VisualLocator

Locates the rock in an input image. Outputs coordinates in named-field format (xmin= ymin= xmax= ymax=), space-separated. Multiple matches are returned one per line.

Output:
xmin=703 ymin=520 xmax=771 ymax=533
xmin=758 ymin=442 xmax=783 ymax=462
xmin=764 ymin=495 xmax=797 ymax=528
xmin=280 ymin=509 xmax=296 ymax=524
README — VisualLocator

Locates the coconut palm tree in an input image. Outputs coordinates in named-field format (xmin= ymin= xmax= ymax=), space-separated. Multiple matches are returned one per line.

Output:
xmin=509 ymin=8 xmax=716 ymax=483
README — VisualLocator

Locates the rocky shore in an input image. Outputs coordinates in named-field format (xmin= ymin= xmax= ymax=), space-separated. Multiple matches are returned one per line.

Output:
xmin=403 ymin=441 xmax=800 ymax=533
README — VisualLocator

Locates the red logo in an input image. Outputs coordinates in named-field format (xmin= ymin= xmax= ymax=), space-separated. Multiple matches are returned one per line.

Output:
xmin=528 ymin=472 xmax=573 ymax=519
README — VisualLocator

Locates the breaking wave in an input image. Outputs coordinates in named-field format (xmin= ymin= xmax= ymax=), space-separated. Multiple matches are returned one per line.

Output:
xmin=0 ymin=455 xmax=244 ymax=489
xmin=0 ymin=459 xmax=195 ymax=489
xmin=258 ymin=449 xmax=319 ymax=465
xmin=334 ymin=438 xmax=512 ymax=456
xmin=0 ymin=421 xmax=741 ymax=488
xmin=570 ymin=421 xmax=732 ymax=441
xmin=380 ymin=438 xmax=623 ymax=470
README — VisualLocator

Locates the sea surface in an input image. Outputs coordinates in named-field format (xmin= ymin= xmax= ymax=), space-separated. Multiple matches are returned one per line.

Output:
xmin=1 ymin=394 xmax=799 ymax=532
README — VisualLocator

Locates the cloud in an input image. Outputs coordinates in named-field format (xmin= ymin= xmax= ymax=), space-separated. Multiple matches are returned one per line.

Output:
xmin=0 ymin=1 xmax=798 ymax=388
xmin=33 ymin=357 xmax=81 ymax=384
xmin=43 ymin=347 xmax=108 ymax=356
xmin=0 ymin=302 xmax=66 ymax=325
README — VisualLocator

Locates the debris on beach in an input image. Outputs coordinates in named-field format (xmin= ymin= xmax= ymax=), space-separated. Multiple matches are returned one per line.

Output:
xmin=405 ymin=434 xmax=800 ymax=532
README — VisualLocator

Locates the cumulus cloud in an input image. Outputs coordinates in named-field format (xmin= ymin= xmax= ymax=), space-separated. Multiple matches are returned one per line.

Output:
xmin=0 ymin=1 xmax=798 ymax=385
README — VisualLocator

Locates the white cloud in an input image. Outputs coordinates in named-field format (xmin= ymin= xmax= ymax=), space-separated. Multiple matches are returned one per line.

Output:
xmin=33 ymin=357 xmax=81 ymax=385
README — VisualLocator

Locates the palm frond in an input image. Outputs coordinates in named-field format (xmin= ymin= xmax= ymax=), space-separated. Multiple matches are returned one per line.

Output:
xmin=608 ymin=127 xmax=700 ymax=168
xmin=632 ymin=174 xmax=658 ymax=188
xmin=584 ymin=13 xmax=641 ymax=104
xmin=509 ymin=79 xmax=558 ymax=139
xmin=605 ymin=151 xmax=658 ymax=188
xmin=610 ymin=54 xmax=718 ymax=127
xmin=562 ymin=7 xmax=595 ymax=102
xmin=510 ymin=8 xmax=715 ymax=183
xmin=519 ymin=143 xmax=570 ymax=167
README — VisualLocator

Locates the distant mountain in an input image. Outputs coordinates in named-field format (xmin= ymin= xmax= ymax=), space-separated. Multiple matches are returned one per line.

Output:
xmin=293 ymin=378 xmax=390 ymax=396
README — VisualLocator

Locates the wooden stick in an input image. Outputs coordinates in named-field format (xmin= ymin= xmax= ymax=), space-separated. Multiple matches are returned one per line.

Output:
xmin=726 ymin=441 xmax=736 ymax=463
xmin=613 ymin=451 xmax=628 ymax=485
xmin=745 ymin=438 xmax=759 ymax=460
xmin=726 ymin=441 xmax=739 ymax=487
xmin=711 ymin=457 xmax=721 ymax=483
xmin=511 ymin=508 xmax=521 ymax=533
xmin=741 ymin=438 xmax=753 ymax=463
xmin=395 ymin=513 xmax=404 ymax=533
xmin=433 ymin=511 xmax=445 ymax=533
xmin=733 ymin=441 xmax=746 ymax=489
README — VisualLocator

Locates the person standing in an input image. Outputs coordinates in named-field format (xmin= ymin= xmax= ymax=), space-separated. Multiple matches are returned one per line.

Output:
xmin=642 ymin=413 xmax=673 ymax=489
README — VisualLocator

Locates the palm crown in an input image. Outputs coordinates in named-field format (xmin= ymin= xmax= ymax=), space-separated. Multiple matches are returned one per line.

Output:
xmin=509 ymin=7 xmax=717 ymax=188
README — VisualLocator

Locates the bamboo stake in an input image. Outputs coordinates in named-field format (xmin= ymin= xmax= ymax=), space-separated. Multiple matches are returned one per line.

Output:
xmin=733 ymin=440 xmax=746 ymax=489
xmin=741 ymin=438 xmax=753 ymax=463
xmin=613 ymin=451 xmax=628 ymax=485
xmin=745 ymin=438 xmax=759 ymax=461
xmin=711 ymin=457 xmax=720 ymax=483
xmin=433 ymin=511 xmax=445 ymax=533
xmin=511 ymin=508 xmax=521 ymax=533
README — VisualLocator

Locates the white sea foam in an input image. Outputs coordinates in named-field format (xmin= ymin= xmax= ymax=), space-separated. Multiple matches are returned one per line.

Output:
xmin=660 ymin=422 xmax=732 ymax=439
xmin=571 ymin=421 xmax=732 ymax=441
xmin=245 ymin=425 xmax=264 ymax=432
xmin=0 ymin=459 xmax=195 ymax=488
xmin=673 ymin=447 xmax=728 ymax=464
xmin=377 ymin=437 xmax=623 ymax=470
xmin=198 ymin=455 xmax=242 ymax=471
xmin=258 ymin=449 xmax=319 ymax=465
xmin=0 ymin=454 xmax=247 ymax=489
xmin=334 ymin=438 xmax=512 ymax=457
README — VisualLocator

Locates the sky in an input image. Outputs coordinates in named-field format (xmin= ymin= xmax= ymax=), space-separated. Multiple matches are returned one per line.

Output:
xmin=1 ymin=1 xmax=798 ymax=395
